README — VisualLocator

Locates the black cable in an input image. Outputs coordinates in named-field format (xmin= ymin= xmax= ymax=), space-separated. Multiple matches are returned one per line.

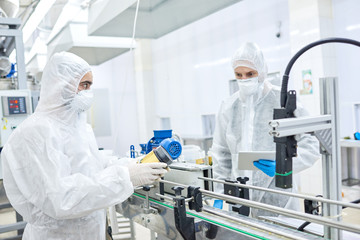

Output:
xmin=342 ymin=198 xmax=360 ymax=209
xmin=298 ymin=195 xmax=322 ymax=232
xmin=281 ymin=37 xmax=360 ymax=107
xmin=298 ymin=197 xmax=360 ymax=232
xmin=297 ymin=221 xmax=311 ymax=232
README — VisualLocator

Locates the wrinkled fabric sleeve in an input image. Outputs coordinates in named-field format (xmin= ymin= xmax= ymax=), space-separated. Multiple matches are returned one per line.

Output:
xmin=4 ymin=128 xmax=134 ymax=220
xmin=211 ymin=102 xmax=232 ymax=193
xmin=292 ymin=103 xmax=321 ymax=173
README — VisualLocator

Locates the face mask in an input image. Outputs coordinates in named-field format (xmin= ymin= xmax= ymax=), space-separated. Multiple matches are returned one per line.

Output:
xmin=70 ymin=89 xmax=94 ymax=113
xmin=237 ymin=77 xmax=259 ymax=96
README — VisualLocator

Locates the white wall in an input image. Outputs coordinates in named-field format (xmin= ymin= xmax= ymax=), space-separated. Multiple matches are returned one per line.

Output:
xmin=151 ymin=0 xmax=291 ymax=136
xmin=90 ymin=0 xmax=360 ymax=156
xmin=332 ymin=0 xmax=360 ymax=138
xmin=91 ymin=51 xmax=139 ymax=156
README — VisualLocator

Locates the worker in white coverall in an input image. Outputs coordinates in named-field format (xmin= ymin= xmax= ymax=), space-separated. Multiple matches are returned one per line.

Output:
xmin=211 ymin=42 xmax=320 ymax=217
xmin=2 ymin=52 xmax=167 ymax=239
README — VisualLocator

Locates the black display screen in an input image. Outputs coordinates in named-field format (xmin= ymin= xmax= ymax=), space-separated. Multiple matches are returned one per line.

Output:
xmin=8 ymin=97 xmax=27 ymax=114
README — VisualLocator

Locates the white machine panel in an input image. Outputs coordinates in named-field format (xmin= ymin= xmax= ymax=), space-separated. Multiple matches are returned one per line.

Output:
xmin=0 ymin=90 xmax=33 ymax=179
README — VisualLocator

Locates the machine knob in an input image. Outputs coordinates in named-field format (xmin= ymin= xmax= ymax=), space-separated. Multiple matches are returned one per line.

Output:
xmin=172 ymin=186 xmax=184 ymax=196
xmin=237 ymin=177 xmax=249 ymax=184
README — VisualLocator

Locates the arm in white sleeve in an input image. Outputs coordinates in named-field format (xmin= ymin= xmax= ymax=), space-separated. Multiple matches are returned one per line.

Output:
xmin=4 ymin=130 xmax=134 ymax=220
xmin=211 ymin=102 xmax=232 ymax=193
xmin=293 ymin=133 xmax=320 ymax=172
xmin=293 ymin=103 xmax=321 ymax=173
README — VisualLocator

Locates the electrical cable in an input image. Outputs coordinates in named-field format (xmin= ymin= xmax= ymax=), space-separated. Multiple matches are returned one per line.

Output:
xmin=277 ymin=38 xmax=360 ymax=234
xmin=342 ymin=198 xmax=360 ymax=209
xmin=297 ymin=196 xmax=360 ymax=233
xmin=280 ymin=37 xmax=360 ymax=107
xmin=113 ymin=0 xmax=141 ymax=155
xmin=297 ymin=195 xmax=322 ymax=232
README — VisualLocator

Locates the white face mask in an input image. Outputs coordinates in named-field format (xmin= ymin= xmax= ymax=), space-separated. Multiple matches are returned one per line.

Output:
xmin=237 ymin=77 xmax=259 ymax=96
xmin=71 ymin=89 xmax=94 ymax=113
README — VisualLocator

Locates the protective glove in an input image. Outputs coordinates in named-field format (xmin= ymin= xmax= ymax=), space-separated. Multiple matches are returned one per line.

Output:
xmin=213 ymin=199 xmax=223 ymax=209
xmin=253 ymin=159 xmax=276 ymax=177
xmin=127 ymin=162 xmax=168 ymax=187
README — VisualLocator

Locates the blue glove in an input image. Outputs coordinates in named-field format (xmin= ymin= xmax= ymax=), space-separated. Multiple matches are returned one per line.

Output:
xmin=253 ymin=159 xmax=276 ymax=177
xmin=213 ymin=199 xmax=223 ymax=209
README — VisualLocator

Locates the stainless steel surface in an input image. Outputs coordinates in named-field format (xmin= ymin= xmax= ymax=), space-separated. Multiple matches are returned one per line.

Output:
xmin=203 ymin=189 xmax=360 ymax=234
xmin=0 ymin=222 xmax=26 ymax=234
xmin=320 ymin=77 xmax=343 ymax=239
xmin=340 ymin=140 xmax=360 ymax=186
xmin=269 ymin=115 xmax=332 ymax=138
xmin=155 ymin=193 xmax=193 ymax=203
xmin=203 ymin=208 xmax=308 ymax=240
xmin=117 ymin=193 xmax=322 ymax=240
xmin=198 ymin=177 xmax=360 ymax=210
xmin=159 ymin=179 xmax=360 ymax=235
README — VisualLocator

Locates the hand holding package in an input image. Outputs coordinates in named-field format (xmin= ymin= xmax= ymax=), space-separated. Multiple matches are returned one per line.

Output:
xmin=127 ymin=162 xmax=168 ymax=187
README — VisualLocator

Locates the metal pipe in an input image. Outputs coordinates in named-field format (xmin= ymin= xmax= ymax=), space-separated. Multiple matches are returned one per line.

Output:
xmin=160 ymin=179 xmax=187 ymax=188
xmin=203 ymin=208 xmax=308 ymax=240
xmin=155 ymin=193 xmax=173 ymax=201
xmin=199 ymin=177 xmax=360 ymax=210
xmin=155 ymin=193 xmax=193 ymax=203
xmin=154 ymin=187 xmax=306 ymax=239
xmin=137 ymin=192 xmax=307 ymax=240
xmin=159 ymin=179 xmax=360 ymax=234
xmin=203 ymin=190 xmax=360 ymax=234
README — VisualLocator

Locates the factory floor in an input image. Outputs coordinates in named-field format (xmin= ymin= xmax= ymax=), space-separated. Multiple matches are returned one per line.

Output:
xmin=0 ymin=184 xmax=359 ymax=239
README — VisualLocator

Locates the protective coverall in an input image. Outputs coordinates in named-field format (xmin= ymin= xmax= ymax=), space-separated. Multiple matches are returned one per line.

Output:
xmin=2 ymin=52 xmax=134 ymax=239
xmin=211 ymin=42 xmax=320 ymax=217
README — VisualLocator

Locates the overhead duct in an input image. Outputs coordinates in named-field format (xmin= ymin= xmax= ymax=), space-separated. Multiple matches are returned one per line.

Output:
xmin=0 ymin=0 xmax=19 ymax=18
xmin=88 ymin=0 xmax=242 ymax=38
xmin=25 ymin=37 xmax=47 ymax=75
xmin=47 ymin=22 xmax=135 ymax=65
xmin=0 ymin=56 xmax=11 ymax=76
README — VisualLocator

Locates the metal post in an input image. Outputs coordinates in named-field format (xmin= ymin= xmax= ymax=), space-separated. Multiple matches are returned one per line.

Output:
xmin=15 ymin=30 xmax=27 ymax=89
xmin=319 ymin=77 xmax=342 ymax=240
xmin=0 ymin=18 xmax=27 ymax=89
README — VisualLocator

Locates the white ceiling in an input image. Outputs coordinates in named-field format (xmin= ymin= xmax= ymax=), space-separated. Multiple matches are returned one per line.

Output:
xmin=2 ymin=0 xmax=243 ymax=69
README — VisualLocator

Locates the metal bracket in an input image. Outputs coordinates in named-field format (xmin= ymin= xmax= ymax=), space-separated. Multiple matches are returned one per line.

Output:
xmin=304 ymin=198 xmax=321 ymax=215
xmin=187 ymin=186 xmax=203 ymax=212
xmin=270 ymin=113 xmax=333 ymax=188
xmin=142 ymin=186 xmax=158 ymax=214
xmin=224 ymin=179 xmax=240 ymax=202
xmin=172 ymin=186 xmax=196 ymax=240
xmin=269 ymin=115 xmax=332 ymax=138
xmin=314 ymin=129 xmax=332 ymax=154
xmin=223 ymin=178 xmax=250 ymax=216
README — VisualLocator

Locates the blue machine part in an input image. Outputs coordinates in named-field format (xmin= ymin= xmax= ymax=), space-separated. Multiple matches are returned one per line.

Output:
xmin=130 ymin=145 xmax=135 ymax=158
xmin=146 ymin=129 xmax=172 ymax=154
xmin=160 ymin=138 xmax=182 ymax=160
xmin=6 ymin=63 xmax=15 ymax=78
xmin=139 ymin=143 xmax=147 ymax=155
